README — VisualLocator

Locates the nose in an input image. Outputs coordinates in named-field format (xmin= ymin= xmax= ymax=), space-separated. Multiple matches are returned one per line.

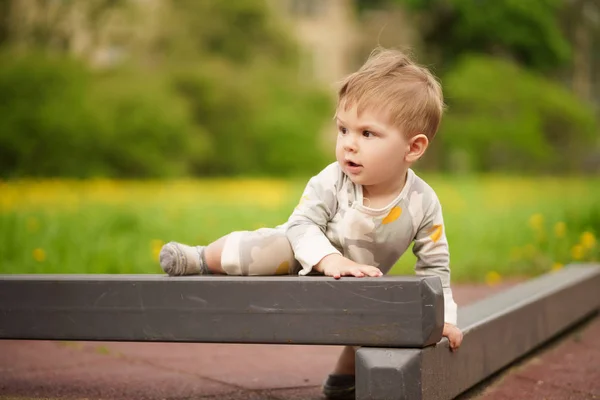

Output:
xmin=342 ymin=133 xmax=358 ymax=152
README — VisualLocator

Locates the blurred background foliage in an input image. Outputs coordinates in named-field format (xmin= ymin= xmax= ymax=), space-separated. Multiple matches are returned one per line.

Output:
xmin=1 ymin=0 xmax=599 ymax=279
xmin=0 ymin=0 xmax=331 ymax=178
xmin=1 ymin=0 xmax=597 ymax=178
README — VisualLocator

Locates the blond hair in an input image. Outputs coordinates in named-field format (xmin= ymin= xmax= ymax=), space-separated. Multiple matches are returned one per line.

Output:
xmin=337 ymin=48 xmax=444 ymax=140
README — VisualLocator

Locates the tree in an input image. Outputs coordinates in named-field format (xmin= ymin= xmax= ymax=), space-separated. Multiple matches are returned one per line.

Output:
xmin=358 ymin=0 xmax=572 ymax=73
xmin=561 ymin=0 xmax=600 ymax=102
xmin=438 ymin=55 xmax=597 ymax=173
xmin=0 ymin=0 xmax=332 ymax=178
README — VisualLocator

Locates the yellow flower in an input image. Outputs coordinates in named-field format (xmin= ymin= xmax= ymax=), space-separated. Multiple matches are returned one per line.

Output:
xmin=27 ymin=217 xmax=40 ymax=233
xmin=528 ymin=213 xmax=544 ymax=231
xmin=553 ymin=222 xmax=566 ymax=238
xmin=571 ymin=244 xmax=585 ymax=261
xmin=551 ymin=262 xmax=564 ymax=272
xmin=580 ymin=231 xmax=596 ymax=250
xmin=485 ymin=271 xmax=502 ymax=286
xmin=33 ymin=248 xmax=46 ymax=262
xmin=151 ymin=239 xmax=164 ymax=260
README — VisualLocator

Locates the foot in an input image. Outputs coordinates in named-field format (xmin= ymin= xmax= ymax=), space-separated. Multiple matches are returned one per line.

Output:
xmin=159 ymin=242 xmax=209 ymax=276
xmin=322 ymin=374 xmax=355 ymax=400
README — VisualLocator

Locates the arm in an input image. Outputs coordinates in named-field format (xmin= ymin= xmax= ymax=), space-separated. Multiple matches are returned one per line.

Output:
xmin=412 ymin=194 xmax=462 ymax=349
xmin=412 ymin=194 xmax=458 ymax=326
xmin=285 ymin=164 xmax=342 ymax=275
xmin=286 ymin=164 xmax=382 ymax=278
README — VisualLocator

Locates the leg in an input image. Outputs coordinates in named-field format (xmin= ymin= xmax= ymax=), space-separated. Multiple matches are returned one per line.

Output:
xmin=159 ymin=226 xmax=299 ymax=276
xmin=322 ymin=346 xmax=358 ymax=400
xmin=333 ymin=346 xmax=356 ymax=375
xmin=159 ymin=234 xmax=229 ymax=276
xmin=204 ymin=234 xmax=227 ymax=274
xmin=219 ymin=227 xmax=299 ymax=276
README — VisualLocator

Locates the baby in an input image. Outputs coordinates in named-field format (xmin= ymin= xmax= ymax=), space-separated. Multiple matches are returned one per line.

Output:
xmin=159 ymin=48 xmax=463 ymax=400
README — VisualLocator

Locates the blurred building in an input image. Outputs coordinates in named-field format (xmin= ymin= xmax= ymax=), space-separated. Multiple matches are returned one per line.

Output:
xmin=268 ymin=0 xmax=359 ymax=84
xmin=267 ymin=0 xmax=421 ymax=90
xmin=3 ymin=0 xmax=162 ymax=69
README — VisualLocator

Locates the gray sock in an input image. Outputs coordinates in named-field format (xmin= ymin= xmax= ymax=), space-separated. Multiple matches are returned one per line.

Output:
xmin=197 ymin=246 xmax=211 ymax=275
xmin=160 ymin=242 xmax=210 ymax=276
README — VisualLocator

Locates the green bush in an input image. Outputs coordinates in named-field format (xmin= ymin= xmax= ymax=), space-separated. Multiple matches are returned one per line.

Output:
xmin=89 ymin=70 xmax=209 ymax=178
xmin=0 ymin=0 xmax=334 ymax=179
xmin=0 ymin=51 xmax=203 ymax=178
xmin=0 ymin=52 xmax=97 ymax=177
xmin=439 ymin=54 xmax=598 ymax=173
xmin=0 ymin=50 xmax=332 ymax=179
xmin=171 ymin=61 xmax=332 ymax=177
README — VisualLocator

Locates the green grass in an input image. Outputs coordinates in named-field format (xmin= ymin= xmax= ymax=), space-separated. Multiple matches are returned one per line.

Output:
xmin=0 ymin=175 xmax=598 ymax=282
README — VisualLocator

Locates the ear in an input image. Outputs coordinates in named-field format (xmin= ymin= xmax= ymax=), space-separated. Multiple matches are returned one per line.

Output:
xmin=405 ymin=134 xmax=429 ymax=163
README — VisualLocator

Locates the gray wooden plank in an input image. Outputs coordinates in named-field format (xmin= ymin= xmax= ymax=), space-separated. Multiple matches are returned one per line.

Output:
xmin=0 ymin=274 xmax=444 ymax=347
xmin=356 ymin=264 xmax=600 ymax=400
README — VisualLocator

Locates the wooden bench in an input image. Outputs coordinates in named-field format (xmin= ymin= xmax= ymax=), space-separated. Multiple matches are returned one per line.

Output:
xmin=0 ymin=274 xmax=443 ymax=347
xmin=1 ymin=265 xmax=599 ymax=400
xmin=356 ymin=265 xmax=600 ymax=399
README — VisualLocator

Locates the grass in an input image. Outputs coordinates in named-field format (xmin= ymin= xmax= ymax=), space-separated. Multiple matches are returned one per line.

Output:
xmin=0 ymin=174 xmax=598 ymax=283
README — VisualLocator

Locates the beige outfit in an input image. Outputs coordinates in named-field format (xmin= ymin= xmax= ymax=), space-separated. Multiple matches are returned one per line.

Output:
xmin=220 ymin=162 xmax=458 ymax=325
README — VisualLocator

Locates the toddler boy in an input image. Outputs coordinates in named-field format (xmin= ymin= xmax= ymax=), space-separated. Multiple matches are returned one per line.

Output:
xmin=160 ymin=48 xmax=463 ymax=400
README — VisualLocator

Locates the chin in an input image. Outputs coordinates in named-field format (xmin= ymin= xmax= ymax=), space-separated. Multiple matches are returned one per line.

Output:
xmin=347 ymin=174 xmax=369 ymax=186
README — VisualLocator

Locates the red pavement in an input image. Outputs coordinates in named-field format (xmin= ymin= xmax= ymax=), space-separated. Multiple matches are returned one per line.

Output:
xmin=477 ymin=316 xmax=600 ymax=400
xmin=0 ymin=281 xmax=598 ymax=400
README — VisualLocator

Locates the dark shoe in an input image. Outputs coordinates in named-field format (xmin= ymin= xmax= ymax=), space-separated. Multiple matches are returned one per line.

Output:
xmin=322 ymin=374 xmax=355 ymax=400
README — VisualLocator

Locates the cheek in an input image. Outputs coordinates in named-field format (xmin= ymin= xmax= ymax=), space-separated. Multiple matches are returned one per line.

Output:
xmin=373 ymin=141 xmax=398 ymax=157
xmin=335 ymin=139 xmax=344 ymax=159
xmin=369 ymin=141 xmax=405 ymax=167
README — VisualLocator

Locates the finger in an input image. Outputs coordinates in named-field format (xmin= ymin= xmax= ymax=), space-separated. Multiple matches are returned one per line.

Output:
xmin=368 ymin=268 xmax=383 ymax=277
xmin=448 ymin=338 xmax=456 ymax=351
xmin=360 ymin=265 xmax=377 ymax=276
xmin=335 ymin=270 xmax=354 ymax=278
xmin=350 ymin=268 xmax=365 ymax=278
xmin=357 ymin=266 xmax=382 ymax=277
xmin=326 ymin=269 xmax=341 ymax=279
xmin=451 ymin=335 xmax=462 ymax=351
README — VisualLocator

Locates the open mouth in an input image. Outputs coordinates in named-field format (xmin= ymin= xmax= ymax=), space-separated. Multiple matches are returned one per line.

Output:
xmin=346 ymin=160 xmax=362 ymax=167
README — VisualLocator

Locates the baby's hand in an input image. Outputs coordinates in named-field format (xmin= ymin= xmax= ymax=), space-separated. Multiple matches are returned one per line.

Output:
xmin=324 ymin=263 xmax=383 ymax=279
xmin=316 ymin=254 xmax=383 ymax=279
xmin=443 ymin=323 xmax=463 ymax=351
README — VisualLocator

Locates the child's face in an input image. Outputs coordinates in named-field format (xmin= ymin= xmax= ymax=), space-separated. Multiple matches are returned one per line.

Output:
xmin=335 ymin=105 xmax=410 ymax=193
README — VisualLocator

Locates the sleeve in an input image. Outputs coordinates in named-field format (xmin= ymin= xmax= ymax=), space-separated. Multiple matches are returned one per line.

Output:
xmin=411 ymin=193 xmax=458 ymax=326
xmin=285 ymin=164 xmax=342 ymax=275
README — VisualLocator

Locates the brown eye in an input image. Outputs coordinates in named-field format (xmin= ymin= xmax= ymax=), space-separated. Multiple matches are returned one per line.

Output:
xmin=339 ymin=126 xmax=348 ymax=134
xmin=362 ymin=130 xmax=374 ymax=138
